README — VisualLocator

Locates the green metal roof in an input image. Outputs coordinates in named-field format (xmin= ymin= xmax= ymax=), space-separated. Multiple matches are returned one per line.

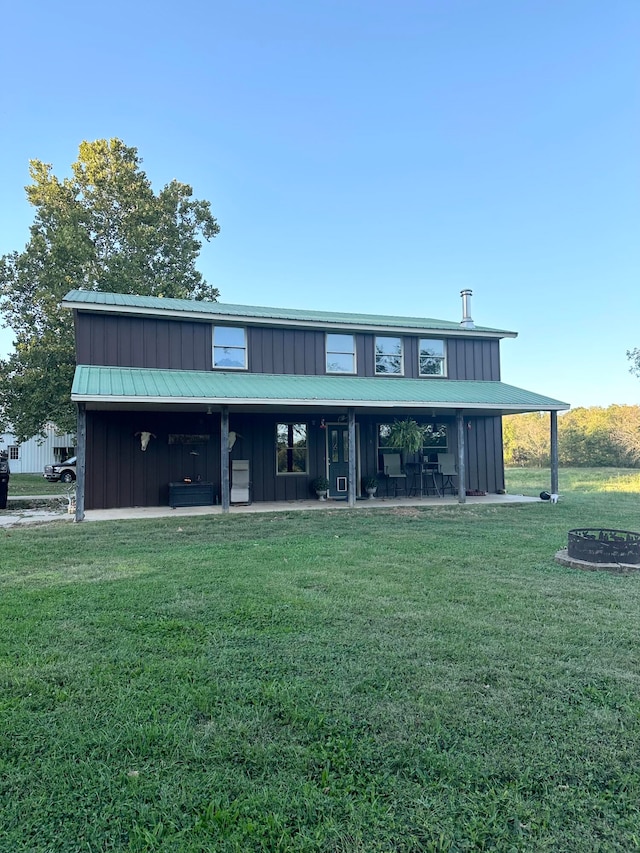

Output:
xmin=62 ymin=289 xmax=517 ymax=337
xmin=72 ymin=365 xmax=569 ymax=413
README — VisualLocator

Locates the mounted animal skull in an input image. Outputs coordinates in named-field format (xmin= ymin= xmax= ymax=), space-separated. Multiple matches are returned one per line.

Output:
xmin=135 ymin=431 xmax=156 ymax=451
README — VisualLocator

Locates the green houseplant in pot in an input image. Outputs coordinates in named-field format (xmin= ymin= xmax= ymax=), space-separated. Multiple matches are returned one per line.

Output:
xmin=362 ymin=475 xmax=378 ymax=498
xmin=311 ymin=475 xmax=330 ymax=500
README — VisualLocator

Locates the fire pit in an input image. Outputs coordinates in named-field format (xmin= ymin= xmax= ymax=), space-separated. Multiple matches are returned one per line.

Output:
xmin=556 ymin=528 xmax=640 ymax=573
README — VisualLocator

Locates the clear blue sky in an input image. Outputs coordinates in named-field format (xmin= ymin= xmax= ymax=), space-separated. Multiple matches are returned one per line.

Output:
xmin=1 ymin=0 xmax=638 ymax=409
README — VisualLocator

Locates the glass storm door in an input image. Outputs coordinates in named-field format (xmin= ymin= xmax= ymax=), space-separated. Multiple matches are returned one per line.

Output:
xmin=327 ymin=425 xmax=350 ymax=498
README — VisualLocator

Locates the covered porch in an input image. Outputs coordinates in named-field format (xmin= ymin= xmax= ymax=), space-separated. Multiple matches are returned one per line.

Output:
xmin=71 ymin=366 xmax=569 ymax=520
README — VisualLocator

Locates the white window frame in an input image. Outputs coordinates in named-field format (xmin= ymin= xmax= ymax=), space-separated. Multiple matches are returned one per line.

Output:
xmin=419 ymin=339 xmax=446 ymax=377
xmin=8 ymin=445 xmax=19 ymax=460
xmin=375 ymin=336 xmax=404 ymax=375
xmin=326 ymin=333 xmax=356 ymax=374
xmin=213 ymin=326 xmax=247 ymax=370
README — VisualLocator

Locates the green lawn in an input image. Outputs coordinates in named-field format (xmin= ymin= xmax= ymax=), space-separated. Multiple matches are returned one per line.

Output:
xmin=1 ymin=470 xmax=640 ymax=851
xmin=7 ymin=472 xmax=70 ymax=496
xmin=506 ymin=465 xmax=640 ymax=497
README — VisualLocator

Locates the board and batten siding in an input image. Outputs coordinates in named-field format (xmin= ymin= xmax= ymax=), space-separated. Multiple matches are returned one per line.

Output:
xmin=75 ymin=312 xmax=501 ymax=381
xmin=75 ymin=313 xmax=212 ymax=371
xmin=83 ymin=409 xmax=504 ymax=509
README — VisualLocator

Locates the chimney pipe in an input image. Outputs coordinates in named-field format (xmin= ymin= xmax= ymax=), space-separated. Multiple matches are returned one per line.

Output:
xmin=460 ymin=289 xmax=475 ymax=329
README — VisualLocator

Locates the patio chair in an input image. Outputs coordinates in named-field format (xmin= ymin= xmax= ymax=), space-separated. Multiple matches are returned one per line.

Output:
xmin=437 ymin=453 xmax=458 ymax=495
xmin=382 ymin=452 xmax=407 ymax=497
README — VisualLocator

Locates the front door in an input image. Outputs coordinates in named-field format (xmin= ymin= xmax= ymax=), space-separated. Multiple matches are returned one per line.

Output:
xmin=327 ymin=424 xmax=358 ymax=498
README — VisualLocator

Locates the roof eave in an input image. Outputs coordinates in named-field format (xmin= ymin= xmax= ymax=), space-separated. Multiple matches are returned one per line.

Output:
xmin=61 ymin=298 xmax=518 ymax=339
xmin=71 ymin=392 xmax=569 ymax=413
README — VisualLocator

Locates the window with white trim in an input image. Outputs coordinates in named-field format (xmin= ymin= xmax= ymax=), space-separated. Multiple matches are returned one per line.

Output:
xmin=276 ymin=423 xmax=308 ymax=474
xmin=326 ymin=333 xmax=356 ymax=374
xmin=375 ymin=336 xmax=403 ymax=375
xmin=419 ymin=339 xmax=446 ymax=376
xmin=213 ymin=326 xmax=247 ymax=369
xmin=9 ymin=446 xmax=19 ymax=460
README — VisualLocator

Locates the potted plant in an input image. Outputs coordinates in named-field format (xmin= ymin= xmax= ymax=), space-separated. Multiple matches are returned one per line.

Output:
xmin=385 ymin=418 xmax=427 ymax=458
xmin=362 ymin=475 xmax=378 ymax=498
xmin=311 ymin=475 xmax=330 ymax=500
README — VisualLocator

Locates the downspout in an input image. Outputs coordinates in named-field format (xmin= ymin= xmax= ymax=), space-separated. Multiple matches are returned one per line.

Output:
xmin=221 ymin=406 xmax=230 ymax=513
xmin=75 ymin=403 xmax=86 ymax=522
xmin=550 ymin=410 xmax=559 ymax=495
xmin=456 ymin=411 xmax=466 ymax=504
xmin=348 ymin=408 xmax=356 ymax=508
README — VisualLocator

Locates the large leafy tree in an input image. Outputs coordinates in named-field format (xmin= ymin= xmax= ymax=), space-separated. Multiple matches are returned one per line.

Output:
xmin=0 ymin=139 xmax=219 ymax=439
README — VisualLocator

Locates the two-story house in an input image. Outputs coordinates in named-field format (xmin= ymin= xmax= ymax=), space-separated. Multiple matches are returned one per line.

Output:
xmin=63 ymin=288 xmax=569 ymax=517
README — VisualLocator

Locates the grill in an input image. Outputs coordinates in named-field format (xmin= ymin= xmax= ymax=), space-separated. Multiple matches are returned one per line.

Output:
xmin=567 ymin=528 xmax=640 ymax=565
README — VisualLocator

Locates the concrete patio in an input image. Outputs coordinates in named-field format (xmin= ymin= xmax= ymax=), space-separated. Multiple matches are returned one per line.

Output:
xmin=1 ymin=492 xmax=541 ymax=528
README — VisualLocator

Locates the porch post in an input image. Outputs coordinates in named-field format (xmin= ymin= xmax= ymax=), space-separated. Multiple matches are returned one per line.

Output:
xmin=550 ymin=410 xmax=559 ymax=495
xmin=75 ymin=403 xmax=86 ymax=522
xmin=221 ymin=406 xmax=230 ymax=513
xmin=347 ymin=407 xmax=356 ymax=508
xmin=456 ymin=411 xmax=466 ymax=504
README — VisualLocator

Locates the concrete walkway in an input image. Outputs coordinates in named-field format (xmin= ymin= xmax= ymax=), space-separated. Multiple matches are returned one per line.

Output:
xmin=83 ymin=492 xmax=539 ymax=523
xmin=1 ymin=492 xmax=540 ymax=528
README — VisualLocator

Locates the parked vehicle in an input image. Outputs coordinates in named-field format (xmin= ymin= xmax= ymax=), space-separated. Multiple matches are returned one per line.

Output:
xmin=43 ymin=457 xmax=77 ymax=483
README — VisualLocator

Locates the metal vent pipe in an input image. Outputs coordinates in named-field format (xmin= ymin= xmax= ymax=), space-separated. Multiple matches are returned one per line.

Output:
xmin=460 ymin=289 xmax=475 ymax=329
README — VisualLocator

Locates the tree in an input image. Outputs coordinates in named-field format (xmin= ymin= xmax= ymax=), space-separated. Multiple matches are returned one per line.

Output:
xmin=627 ymin=349 xmax=640 ymax=378
xmin=607 ymin=405 xmax=640 ymax=466
xmin=0 ymin=139 xmax=220 ymax=440
xmin=503 ymin=412 xmax=550 ymax=467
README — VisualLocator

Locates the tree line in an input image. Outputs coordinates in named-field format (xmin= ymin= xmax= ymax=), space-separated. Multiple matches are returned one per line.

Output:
xmin=503 ymin=406 xmax=640 ymax=468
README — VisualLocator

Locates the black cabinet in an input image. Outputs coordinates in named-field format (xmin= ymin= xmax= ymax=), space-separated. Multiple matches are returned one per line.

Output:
xmin=169 ymin=482 xmax=216 ymax=508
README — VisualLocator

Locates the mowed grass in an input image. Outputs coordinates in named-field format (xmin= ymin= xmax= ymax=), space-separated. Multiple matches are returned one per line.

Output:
xmin=1 ymin=471 xmax=640 ymax=851
xmin=6 ymin=473 xmax=70 ymax=496
xmin=506 ymin=465 xmax=640 ymax=496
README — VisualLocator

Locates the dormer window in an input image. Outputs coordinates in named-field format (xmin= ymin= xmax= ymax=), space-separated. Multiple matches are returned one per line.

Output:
xmin=326 ymin=334 xmax=356 ymax=374
xmin=419 ymin=339 xmax=446 ymax=376
xmin=213 ymin=326 xmax=247 ymax=369
xmin=375 ymin=336 xmax=403 ymax=375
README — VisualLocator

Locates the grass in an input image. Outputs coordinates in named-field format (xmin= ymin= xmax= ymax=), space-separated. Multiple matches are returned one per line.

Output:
xmin=7 ymin=472 xmax=70 ymax=496
xmin=1 ymin=470 xmax=640 ymax=850
xmin=506 ymin=465 xmax=640 ymax=496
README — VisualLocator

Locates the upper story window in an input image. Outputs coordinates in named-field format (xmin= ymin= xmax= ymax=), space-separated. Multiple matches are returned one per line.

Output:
xmin=213 ymin=326 xmax=247 ymax=369
xmin=419 ymin=339 xmax=446 ymax=376
xmin=326 ymin=334 xmax=356 ymax=374
xmin=375 ymin=336 xmax=403 ymax=375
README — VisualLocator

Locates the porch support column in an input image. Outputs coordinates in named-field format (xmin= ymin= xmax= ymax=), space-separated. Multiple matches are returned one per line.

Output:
xmin=347 ymin=407 xmax=356 ymax=508
xmin=75 ymin=403 xmax=86 ymax=522
xmin=550 ymin=410 xmax=559 ymax=495
xmin=456 ymin=411 xmax=466 ymax=504
xmin=221 ymin=406 xmax=230 ymax=513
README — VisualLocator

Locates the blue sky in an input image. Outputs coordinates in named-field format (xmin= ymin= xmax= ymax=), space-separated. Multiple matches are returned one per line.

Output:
xmin=1 ymin=0 xmax=638 ymax=408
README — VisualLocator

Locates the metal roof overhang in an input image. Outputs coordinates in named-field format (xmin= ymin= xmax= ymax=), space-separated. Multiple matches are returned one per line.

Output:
xmin=71 ymin=366 xmax=570 ymax=417
xmin=61 ymin=290 xmax=518 ymax=339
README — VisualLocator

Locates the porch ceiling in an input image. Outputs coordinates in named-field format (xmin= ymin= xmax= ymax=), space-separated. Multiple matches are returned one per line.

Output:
xmin=71 ymin=365 xmax=570 ymax=415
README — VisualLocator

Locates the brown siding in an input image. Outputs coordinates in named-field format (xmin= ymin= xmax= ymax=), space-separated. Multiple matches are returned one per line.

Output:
xmin=248 ymin=327 xmax=326 ymax=374
xmin=76 ymin=313 xmax=212 ymax=370
xmin=76 ymin=312 xmax=502 ymax=381
xmin=446 ymin=338 xmax=500 ymax=380
xmin=85 ymin=410 xmax=221 ymax=509
xmin=463 ymin=415 xmax=504 ymax=493
xmin=84 ymin=408 xmax=505 ymax=509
